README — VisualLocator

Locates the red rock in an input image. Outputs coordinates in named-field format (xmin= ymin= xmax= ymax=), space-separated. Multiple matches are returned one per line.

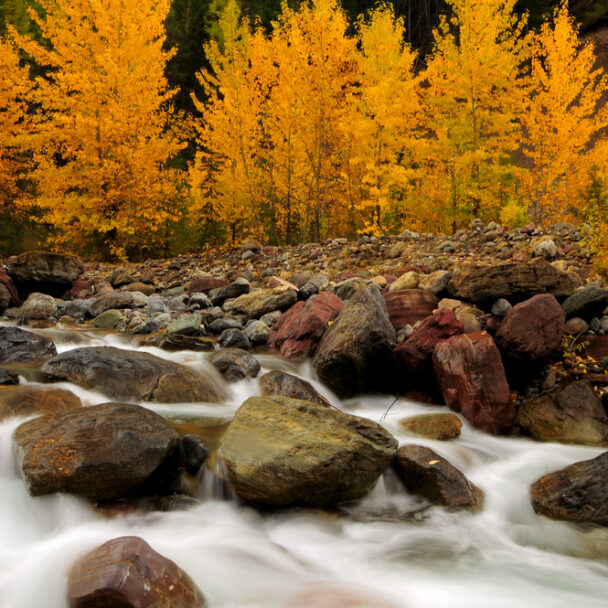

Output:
xmin=187 ymin=276 xmax=229 ymax=293
xmin=495 ymin=294 xmax=566 ymax=362
xmin=580 ymin=335 xmax=608 ymax=361
xmin=432 ymin=332 xmax=515 ymax=434
xmin=67 ymin=536 xmax=205 ymax=608
xmin=268 ymin=276 xmax=299 ymax=291
xmin=383 ymin=289 xmax=439 ymax=330
xmin=70 ymin=278 xmax=92 ymax=299
xmin=0 ymin=270 xmax=19 ymax=307
xmin=268 ymin=292 xmax=344 ymax=359
xmin=394 ymin=308 xmax=463 ymax=375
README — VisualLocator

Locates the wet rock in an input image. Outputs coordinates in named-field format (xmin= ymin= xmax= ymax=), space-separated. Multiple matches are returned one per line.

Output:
xmin=19 ymin=292 xmax=58 ymax=322
xmin=314 ymin=285 xmax=396 ymax=397
xmin=393 ymin=308 xmax=463 ymax=377
xmin=167 ymin=313 xmax=203 ymax=335
xmin=41 ymin=346 xmax=224 ymax=403
xmin=5 ymin=251 xmax=84 ymax=297
xmin=562 ymin=285 xmax=608 ymax=319
xmin=181 ymin=435 xmax=208 ymax=475
xmin=433 ymin=332 xmax=515 ymax=434
xmin=67 ymin=536 xmax=205 ymax=608
xmin=209 ymin=278 xmax=250 ymax=306
xmin=268 ymin=292 xmax=343 ymax=359
xmin=447 ymin=260 xmax=575 ymax=304
xmin=218 ymin=327 xmax=251 ymax=349
xmin=260 ymin=370 xmax=331 ymax=408
xmin=219 ymin=395 xmax=397 ymax=508
xmin=383 ymin=289 xmax=439 ymax=331
xmin=0 ymin=386 xmax=81 ymax=421
xmin=92 ymin=309 xmax=125 ymax=329
xmin=518 ymin=381 xmax=608 ymax=445
xmin=0 ymin=367 xmax=19 ymax=385
xmin=223 ymin=286 xmax=298 ymax=320
xmin=531 ymin=452 xmax=608 ymax=524
xmin=0 ymin=326 xmax=57 ymax=363
xmin=210 ymin=348 xmax=260 ymax=382
xmin=139 ymin=332 xmax=215 ymax=352
xmin=495 ymin=294 xmax=565 ymax=362
xmin=393 ymin=445 xmax=483 ymax=510
xmin=14 ymin=403 xmax=180 ymax=501
xmin=399 ymin=413 xmax=462 ymax=440
xmin=244 ymin=319 xmax=270 ymax=345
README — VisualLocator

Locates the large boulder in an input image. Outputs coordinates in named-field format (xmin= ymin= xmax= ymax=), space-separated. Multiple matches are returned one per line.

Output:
xmin=495 ymin=294 xmax=565 ymax=362
xmin=14 ymin=402 xmax=180 ymax=501
xmin=314 ymin=285 xmax=396 ymax=397
xmin=223 ymin=286 xmax=297 ymax=320
xmin=67 ymin=536 xmax=205 ymax=608
xmin=0 ymin=386 xmax=81 ymax=421
xmin=531 ymin=451 xmax=608 ymax=524
xmin=19 ymin=292 xmax=58 ymax=322
xmin=260 ymin=370 xmax=331 ymax=408
xmin=5 ymin=251 xmax=84 ymax=297
xmin=41 ymin=346 xmax=224 ymax=403
xmin=268 ymin=292 xmax=343 ymax=359
xmin=0 ymin=326 xmax=57 ymax=363
xmin=394 ymin=445 xmax=483 ymax=510
xmin=447 ymin=260 xmax=576 ymax=304
xmin=518 ymin=381 xmax=608 ymax=445
xmin=562 ymin=285 xmax=608 ymax=319
xmin=432 ymin=332 xmax=515 ymax=434
xmin=218 ymin=395 xmax=397 ymax=508
xmin=383 ymin=289 xmax=439 ymax=330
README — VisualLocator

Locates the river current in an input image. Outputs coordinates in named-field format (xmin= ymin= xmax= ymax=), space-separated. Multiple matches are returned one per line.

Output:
xmin=1 ymin=326 xmax=608 ymax=607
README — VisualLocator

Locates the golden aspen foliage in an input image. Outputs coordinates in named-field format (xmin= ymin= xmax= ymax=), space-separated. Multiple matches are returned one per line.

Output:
xmin=520 ymin=4 xmax=608 ymax=227
xmin=420 ymin=0 xmax=530 ymax=233
xmin=0 ymin=34 xmax=32 ymax=208
xmin=12 ymin=0 xmax=186 ymax=258
xmin=343 ymin=4 xmax=420 ymax=235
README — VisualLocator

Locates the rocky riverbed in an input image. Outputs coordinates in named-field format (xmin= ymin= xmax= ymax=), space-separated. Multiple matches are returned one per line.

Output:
xmin=2 ymin=222 xmax=608 ymax=607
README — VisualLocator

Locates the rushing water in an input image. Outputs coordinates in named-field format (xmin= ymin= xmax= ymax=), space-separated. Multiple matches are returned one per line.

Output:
xmin=1 ymin=326 xmax=608 ymax=607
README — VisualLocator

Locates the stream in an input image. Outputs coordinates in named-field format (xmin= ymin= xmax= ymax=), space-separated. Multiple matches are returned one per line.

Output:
xmin=1 ymin=326 xmax=608 ymax=607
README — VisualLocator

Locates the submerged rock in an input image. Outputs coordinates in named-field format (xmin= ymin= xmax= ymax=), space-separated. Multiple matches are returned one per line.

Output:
xmin=14 ymin=402 xmax=180 ymax=501
xmin=218 ymin=395 xmax=397 ymax=508
xmin=399 ymin=413 xmax=462 ymax=440
xmin=67 ymin=536 xmax=205 ymax=608
xmin=41 ymin=346 xmax=224 ymax=403
xmin=0 ymin=326 xmax=57 ymax=363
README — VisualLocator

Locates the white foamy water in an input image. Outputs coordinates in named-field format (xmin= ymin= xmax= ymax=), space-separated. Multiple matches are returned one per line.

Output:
xmin=2 ymin=325 xmax=608 ymax=607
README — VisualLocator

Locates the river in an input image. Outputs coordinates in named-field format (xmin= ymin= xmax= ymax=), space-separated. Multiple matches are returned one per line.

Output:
xmin=1 ymin=326 xmax=607 ymax=607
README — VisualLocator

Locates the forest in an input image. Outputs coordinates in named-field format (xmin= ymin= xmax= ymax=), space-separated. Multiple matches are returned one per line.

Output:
xmin=1 ymin=0 xmax=608 ymax=262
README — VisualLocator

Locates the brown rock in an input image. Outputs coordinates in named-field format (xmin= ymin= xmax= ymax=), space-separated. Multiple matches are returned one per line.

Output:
xmin=393 ymin=445 xmax=483 ymax=510
xmin=187 ymin=276 xmax=229 ymax=294
xmin=268 ymin=292 xmax=343 ymax=359
xmin=399 ymin=413 xmax=462 ymax=440
xmin=223 ymin=286 xmax=297 ymax=320
xmin=260 ymin=370 xmax=332 ymax=408
xmin=433 ymin=332 xmax=515 ymax=434
xmin=67 ymin=536 xmax=205 ymax=607
xmin=495 ymin=294 xmax=565 ymax=362
xmin=383 ymin=289 xmax=439 ymax=330
xmin=0 ymin=386 xmax=81 ymax=421
xmin=0 ymin=269 xmax=19 ymax=310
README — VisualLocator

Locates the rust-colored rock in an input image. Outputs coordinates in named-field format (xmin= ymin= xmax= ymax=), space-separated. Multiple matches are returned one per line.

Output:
xmin=432 ymin=332 xmax=515 ymax=434
xmin=495 ymin=294 xmax=565 ymax=362
xmin=268 ymin=292 xmax=343 ymax=359
xmin=383 ymin=289 xmax=439 ymax=330
xmin=399 ymin=413 xmax=462 ymax=440
xmin=67 ymin=536 xmax=205 ymax=607
xmin=187 ymin=276 xmax=229 ymax=294
xmin=0 ymin=386 xmax=81 ymax=421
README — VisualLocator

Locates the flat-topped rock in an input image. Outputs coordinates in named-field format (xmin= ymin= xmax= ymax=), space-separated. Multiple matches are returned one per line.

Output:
xmin=0 ymin=326 xmax=56 ymax=363
xmin=0 ymin=386 xmax=81 ymax=421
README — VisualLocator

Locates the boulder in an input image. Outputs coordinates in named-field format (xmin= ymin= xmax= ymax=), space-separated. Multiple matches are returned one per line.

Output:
xmin=314 ymin=285 xmax=396 ymax=397
xmin=167 ymin=313 xmax=203 ymax=335
xmin=393 ymin=445 xmax=483 ymax=510
xmin=383 ymin=289 xmax=439 ymax=330
xmin=388 ymin=271 xmax=419 ymax=292
xmin=399 ymin=413 xmax=462 ymax=440
xmin=260 ymin=370 xmax=331 ymax=408
xmin=518 ymin=381 xmax=608 ymax=445
xmin=14 ymin=402 xmax=180 ymax=501
xmin=562 ymin=285 xmax=608 ymax=319
xmin=41 ymin=346 xmax=224 ymax=403
xmin=89 ymin=291 xmax=147 ymax=317
xmin=531 ymin=451 xmax=608 ymax=524
xmin=0 ymin=326 xmax=57 ymax=363
xmin=92 ymin=309 xmax=125 ymax=329
xmin=223 ymin=286 xmax=297 ymax=320
xmin=393 ymin=308 xmax=463 ymax=377
xmin=67 ymin=536 xmax=205 ymax=608
xmin=180 ymin=435 xmax=208 ymax=475
xmin=209 ymin=278 xmax=250 ymax=306
xmin=19 ymin=292 xmax=58 ymax=322
xmin=447 ymin=260 xmax=575 ymax=304
xmin=495 ymin=294 xmax=565 ymax=362
xmin=0 ymin=386 xmax=81 ymax=421
xmin=218 ymin=327 xmax=251 ymax=349
xmin=433 ymin=332 xmax=515 ymax=434
xmin=244 ymin=319 xmax=270 ymax=345
xmin=218 ymin=395 xmax=397 ymax=508
xmin=417 ymin=270 xmax=451 ymax=295
xmin=210 ymin=348 xmax=260 ymax=382
xmin=5 ymin=251 xmax=84 ymax=297
xmin=268 ymin=292 xmax=343 ymax=359
xmin=0 ymin=367 xmax=19 ymax=385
